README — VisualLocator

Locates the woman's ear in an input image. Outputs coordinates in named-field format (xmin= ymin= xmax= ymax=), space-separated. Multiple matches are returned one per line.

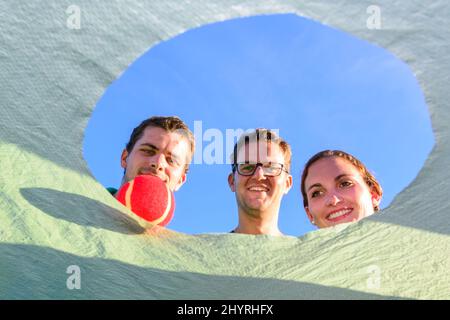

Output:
xmin=305 ymin=206 xmax=315 ymax=225
xmin=371 ymin=192 xmax=381 ymax=208
xmin=371 ymin=191 xmax=381 ymax=206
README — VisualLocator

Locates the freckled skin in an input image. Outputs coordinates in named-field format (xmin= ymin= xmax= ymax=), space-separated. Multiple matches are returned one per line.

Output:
xmin=304 ymin=156 xmax=380 ymax=228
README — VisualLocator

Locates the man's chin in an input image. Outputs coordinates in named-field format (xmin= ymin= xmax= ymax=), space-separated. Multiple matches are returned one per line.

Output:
xmin=244 ymin=201 xmax=270 ymax=213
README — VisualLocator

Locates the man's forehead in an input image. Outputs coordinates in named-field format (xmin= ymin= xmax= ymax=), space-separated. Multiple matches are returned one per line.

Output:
xmin=236 ymin=141 xmax=282 ymax=161
xmin=140 ymin=127 xmax=186 ymax=144
xmin=138 ymin=127 xmax=190 ymax=156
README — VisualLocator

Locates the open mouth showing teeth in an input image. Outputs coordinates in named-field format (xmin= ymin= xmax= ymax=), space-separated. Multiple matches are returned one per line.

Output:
xmin=248 ymin=186 xmax=269 ymax=192
xmin=327 ymin=208 xmax=352 ymax=220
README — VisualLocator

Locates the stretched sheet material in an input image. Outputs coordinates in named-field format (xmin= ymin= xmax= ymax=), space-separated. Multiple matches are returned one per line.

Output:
xmin=0 ymin=1 xmax=449 ymax=299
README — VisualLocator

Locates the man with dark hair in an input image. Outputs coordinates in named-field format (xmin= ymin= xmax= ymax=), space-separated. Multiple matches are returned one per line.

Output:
xmin=108 ymin=116 xmax=195 ymax=196
xmin=227 ymin=129 xmax=293 ymax=236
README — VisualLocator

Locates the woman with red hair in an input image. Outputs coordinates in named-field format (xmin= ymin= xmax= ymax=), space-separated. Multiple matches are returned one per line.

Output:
xmin=301 ymin=150 xmax=383 ymax=228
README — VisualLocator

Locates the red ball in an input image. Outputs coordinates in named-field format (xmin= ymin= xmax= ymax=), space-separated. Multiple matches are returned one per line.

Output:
xmin=116 ymin=175 xmax=175 ymax=227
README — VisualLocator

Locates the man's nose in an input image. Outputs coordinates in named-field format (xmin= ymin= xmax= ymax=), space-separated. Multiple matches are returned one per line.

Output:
xmin=253 ymin=166 xmax=266 ymax=179
xmin=150 ymin=153 xmax=167 ymax=170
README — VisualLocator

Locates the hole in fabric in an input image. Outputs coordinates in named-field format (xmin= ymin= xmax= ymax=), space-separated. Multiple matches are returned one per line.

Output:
xmin=84 ymin=14 xmax=434 ymax=236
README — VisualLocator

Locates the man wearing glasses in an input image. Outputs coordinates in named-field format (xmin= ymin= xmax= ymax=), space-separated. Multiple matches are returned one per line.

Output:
xmin=227 ymin=129 xmax=293 ymax=236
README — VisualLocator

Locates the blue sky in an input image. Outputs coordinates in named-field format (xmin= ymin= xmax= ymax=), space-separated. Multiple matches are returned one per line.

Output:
xmin=83 ymin=14 xmax=434 ymax=236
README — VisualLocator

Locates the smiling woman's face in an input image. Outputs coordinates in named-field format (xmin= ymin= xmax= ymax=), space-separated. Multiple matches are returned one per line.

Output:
xmin=304 ymin=156 xmax=380 ymax=228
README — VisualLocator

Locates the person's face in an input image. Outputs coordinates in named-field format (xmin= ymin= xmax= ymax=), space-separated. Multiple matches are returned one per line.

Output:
xmin=120 ymin=126 xmax=190 ymax=192
xmin=304 ymin=156 xmax=380 ymax=228
xmin=228 ymin=141 xmax=293 ymax=217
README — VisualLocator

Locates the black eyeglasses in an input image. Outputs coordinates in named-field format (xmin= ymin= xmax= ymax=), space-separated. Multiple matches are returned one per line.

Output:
xmin=232 ymin=162 xmax=289 ymax=177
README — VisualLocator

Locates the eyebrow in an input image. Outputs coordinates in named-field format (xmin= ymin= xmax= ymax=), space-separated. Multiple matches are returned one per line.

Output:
xmin=335 ymin=174 xmax=351 ymax=181
xmin=307 ymin=174 xmax=352 ymax=192
xmin=139 ymin=143 xmax=183 ymax=162
xmin=139 ymin=143 xmax=158 ymax=150
xmin=307 ymin=183 xmax=322 ymax=192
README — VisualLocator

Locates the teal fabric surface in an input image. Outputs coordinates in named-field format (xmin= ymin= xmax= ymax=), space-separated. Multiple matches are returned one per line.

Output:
xmin=0 ymin=1 xmax=449 ymax=299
